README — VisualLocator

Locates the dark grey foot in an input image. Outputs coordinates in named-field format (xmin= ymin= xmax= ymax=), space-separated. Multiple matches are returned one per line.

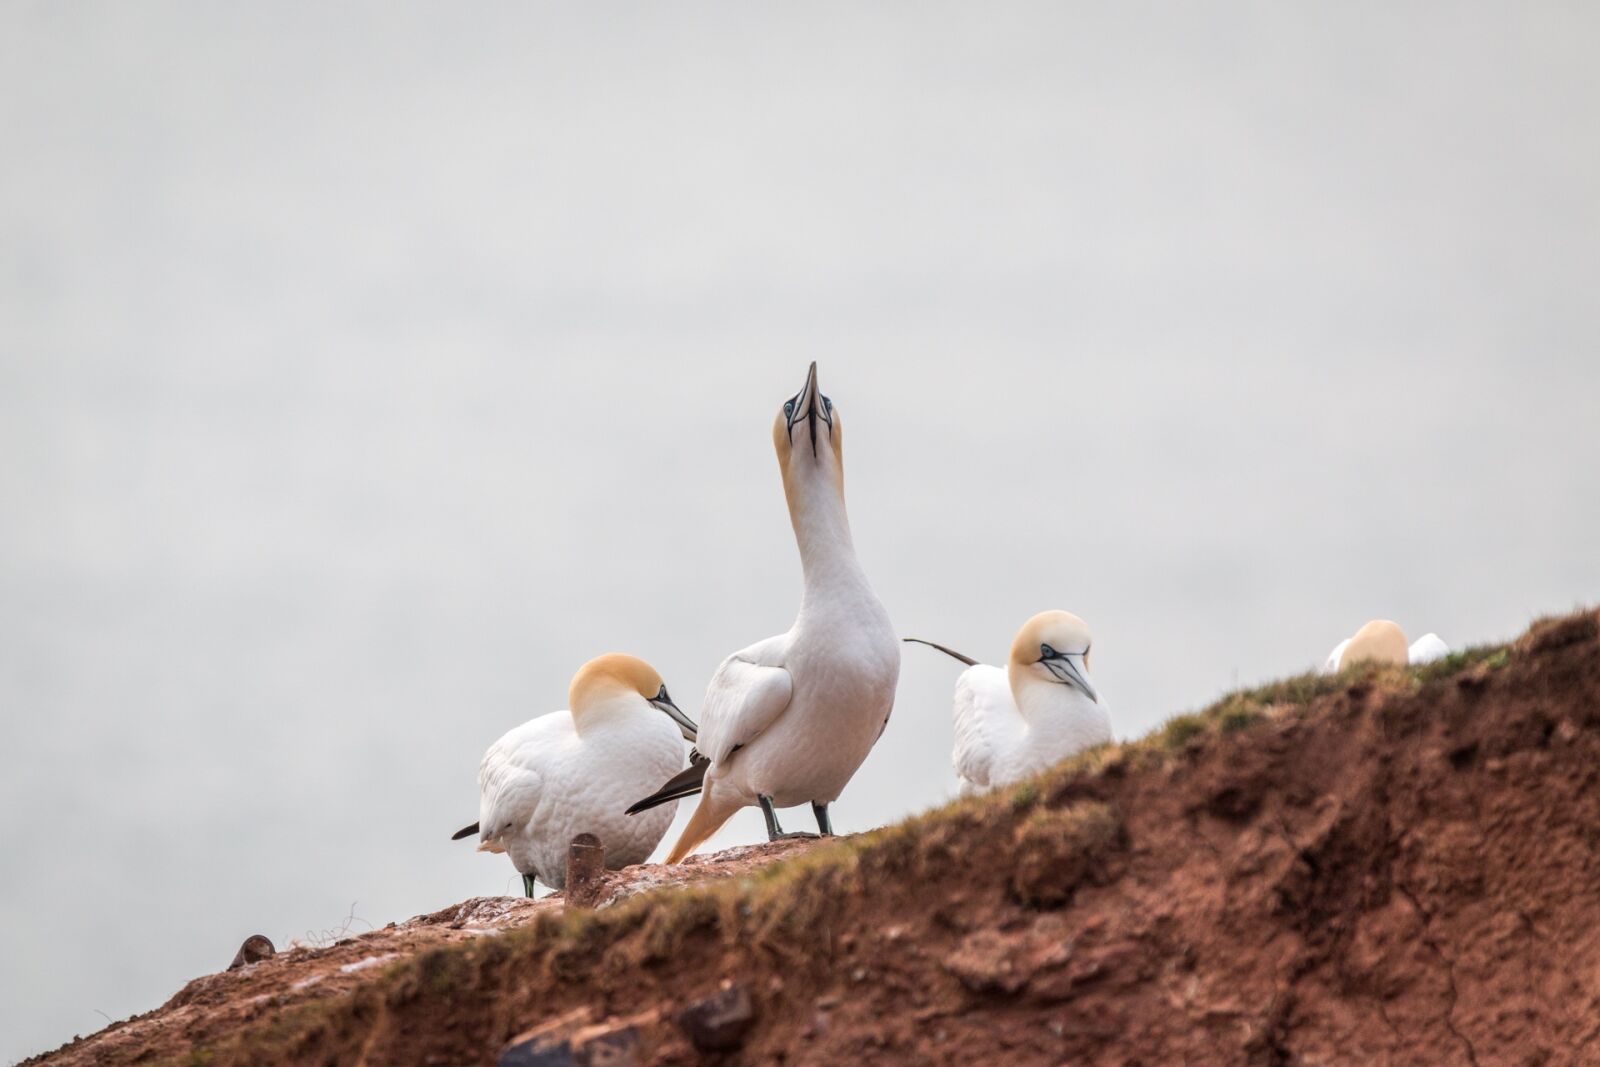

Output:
xmin=812 ymin=801 xmax=834 ymax=836
xmin=521 ymin=872 xmax=537 ymax=898
xmin=758 ymin=795 xmax=818 ymax=842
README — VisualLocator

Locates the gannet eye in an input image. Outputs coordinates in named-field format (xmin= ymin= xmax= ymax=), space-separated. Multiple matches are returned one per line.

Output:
xmin=784 ymin=399 xmax=795 ymax=418
xmin=1040 ymin=643 xmax=1056 ymax=659
xmin=821 ymin=395 xmax=833 ymax=413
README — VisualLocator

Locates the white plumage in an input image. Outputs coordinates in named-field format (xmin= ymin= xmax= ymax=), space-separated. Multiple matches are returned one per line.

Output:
xmin=918 ymin=611 xmax=1113 ymax=793
xmin=658 ymin=362 xmax=900 ymax=862
xmin=1321 ymin=619 xmax=1450 ymax=673
xmin=464 ymin=654 xmax=691 ymax=893
xmin=1406 ymin=632 xmax=1451 ymax=665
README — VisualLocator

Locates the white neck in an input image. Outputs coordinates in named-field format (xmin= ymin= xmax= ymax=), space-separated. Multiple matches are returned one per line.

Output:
xmin=571 ymin=690 xmax=644 ymax=736
xmin=786 ymin=466 xmax=872 ymax=608
xmin=1008 ymin=665 xmax=1064 ymax=724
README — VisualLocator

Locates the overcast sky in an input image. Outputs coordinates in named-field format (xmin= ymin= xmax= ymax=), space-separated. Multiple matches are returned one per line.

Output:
xmin=3 ymin=3 xmax=1598 ymax=1061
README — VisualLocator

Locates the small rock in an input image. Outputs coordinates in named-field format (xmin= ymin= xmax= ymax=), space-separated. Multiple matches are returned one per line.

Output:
xmin=571 ymin=1024 xmax=640 ymax=1067
xmin=227 ymin=935 xmax=275 ymax=971
xmin=676 ymin=983 xmax=756 ymax=1053
xmin=498 ymin=1038 xmax=577 ymax=1067
xmin=501 ymin=1007 xmax=595 ymax=1067
xmin=500 ymin=1012 xmax=649 ymax=1067
xmin=943 ymin=930 xmax=1025 ymax=994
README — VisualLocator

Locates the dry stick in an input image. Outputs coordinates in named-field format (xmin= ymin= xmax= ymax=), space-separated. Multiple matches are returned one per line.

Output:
xmin=565 ymin=833 xmax=607 ymax=909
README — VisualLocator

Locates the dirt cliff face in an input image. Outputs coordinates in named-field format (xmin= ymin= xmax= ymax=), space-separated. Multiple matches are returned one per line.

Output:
xmin=29 ymin=610 xmax=1600 ymax=1066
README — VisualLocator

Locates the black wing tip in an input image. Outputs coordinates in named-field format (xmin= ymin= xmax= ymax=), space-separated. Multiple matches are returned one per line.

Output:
xmin=903 ymin=637 xmax=980 ymax=667
xmin=625 ymin=758 xmax=710 ymax=816
xmin=626 ymin=785 xmax=704 ymax=816
xmin=451 ymin=821 xmax=479 ymax=841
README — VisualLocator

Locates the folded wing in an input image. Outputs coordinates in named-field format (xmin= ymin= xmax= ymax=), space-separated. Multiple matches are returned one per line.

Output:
xmin=952 ymin=664 xmax=1020 ymax=793
xmin=475 ymin=717 xmax=559 ymax=846
xmin=696 ymin=640 xmax=794 ymax=765
xmin=1321 ymin=638 xmax=1352 ymax=675
xmin=1408 ymin=632 xmax=1450 ymax=664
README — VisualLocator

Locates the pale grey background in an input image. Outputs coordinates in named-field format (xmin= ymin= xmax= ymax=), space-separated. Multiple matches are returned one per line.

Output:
xmin=3 ymin=3 xmax=1597 ymax=1061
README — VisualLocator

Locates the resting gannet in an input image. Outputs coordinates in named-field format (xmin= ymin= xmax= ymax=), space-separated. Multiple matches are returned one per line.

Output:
xmin=1321 ymin=619 xmax=1450 ymax=674
xmin=906 ymin=611 xmax=1113 ymax=793
xmin=627 ymin=362 xmax=899 ymax=861
xmin=450 ymin=654 xmax=696 ymax=896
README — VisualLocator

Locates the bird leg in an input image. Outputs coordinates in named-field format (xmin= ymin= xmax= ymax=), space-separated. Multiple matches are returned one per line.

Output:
xmin=521 ymin=873 xmax=537 ymax=898
xmin=811 ymin=801 xmax=834 ymax=836
xmin=759 ymin=795 xmax=818 ymax=842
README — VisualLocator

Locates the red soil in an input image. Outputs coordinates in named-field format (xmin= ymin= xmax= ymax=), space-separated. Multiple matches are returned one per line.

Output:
xmin=28 ymin=610 xmax=1600 ymax=1066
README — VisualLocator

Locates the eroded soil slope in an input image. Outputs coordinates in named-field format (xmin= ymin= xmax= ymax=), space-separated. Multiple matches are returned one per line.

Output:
xmin=31 ymin=610 xmax=1600 ymax=1066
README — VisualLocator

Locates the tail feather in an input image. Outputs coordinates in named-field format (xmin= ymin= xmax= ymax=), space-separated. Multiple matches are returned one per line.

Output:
xmin=903 ymin=637 xmax=979 ymax=667
xmin=665 ymin=789 xmax=739 ymax=865
xmin=626 ymin=750 xmax=710 ymax=816
xmin=451 ymin=821 xmax=480 ymax=841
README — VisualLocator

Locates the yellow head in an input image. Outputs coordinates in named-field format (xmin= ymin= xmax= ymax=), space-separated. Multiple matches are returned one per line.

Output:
xmin=771 ymin=361 xmax=845 ymax=507
xmin=1341 ymin=619 xmax=1408 ymax=668
xmin=567 ymin=653 xmax=696 ymax=739
xmin=1008 ymin=610 xmax=1100 ymax=704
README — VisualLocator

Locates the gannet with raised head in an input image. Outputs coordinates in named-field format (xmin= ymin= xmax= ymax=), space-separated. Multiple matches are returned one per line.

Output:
xmin=1321 ymin=619 xmax=1450 ymax=674
xmin=907 ymin=611 xmax=1113 ymax=793
xmin=450 ymin=653 xmax=696 ymax=896
xmin=627 ymin=362 xmax=899 ymax=861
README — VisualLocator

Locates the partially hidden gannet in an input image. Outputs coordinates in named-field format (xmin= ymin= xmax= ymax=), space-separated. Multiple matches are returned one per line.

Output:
xmin=1321 ymin=619 xmax=1450 ymax=674
xmin=627 ymin=362 xmax=900 ymax=861
xmin=906 ymin=611 xmax=1113 ymax=793
xmin=450 ymin=653 xmax=697 ymax=896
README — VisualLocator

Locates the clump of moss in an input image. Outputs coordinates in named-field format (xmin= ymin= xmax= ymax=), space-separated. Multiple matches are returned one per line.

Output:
xmin=1159 ymin=714 xmax=1207 ymax=750
xmin=1009 ymin=782 xmax=1040 ymax=812
xmin=1008 ymin=801 xmax=1123 ymax=908
xmin=1217 ymin=704 xmax=1265 ymax=734
xmin=1410 ymin=643 xmax=1509 ymax=684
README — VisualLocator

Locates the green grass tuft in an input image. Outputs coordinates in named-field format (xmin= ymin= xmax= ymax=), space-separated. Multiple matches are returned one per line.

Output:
xmin=1218 ymin=705 xmax=1265 ymax=734
xmin=1159 ymin=714 xmax=1207 ymax=749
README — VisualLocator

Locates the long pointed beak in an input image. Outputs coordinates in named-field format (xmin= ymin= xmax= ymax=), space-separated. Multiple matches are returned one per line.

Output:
xmin=785 ymin=361 xmax=831 ymax=457
xmin=800 ymin=361 xmax=820 ymax=456
xmin=798 ymin=360 xmax=818 ymax=407
xmin=650 ymin=694 xmax=699 ymax=741
xmin=1046 ymin=653 xmax=1100 ymax=704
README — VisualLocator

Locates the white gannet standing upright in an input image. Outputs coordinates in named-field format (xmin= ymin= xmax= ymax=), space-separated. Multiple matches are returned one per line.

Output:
xmin=906 ymin=611 xmax=1113 ymax=793
xmin=450 ymin=654 xmax=697 ymax=896
xmin=1321 ymin=619 xmax=1450 ymax=674
xmin=627 ymin=362 xmax=899 ymax=861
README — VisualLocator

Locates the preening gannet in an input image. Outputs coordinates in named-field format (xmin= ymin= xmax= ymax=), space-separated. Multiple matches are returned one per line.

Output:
xmin=450 ymin=654 xmax=696 ymax=896
xmin=627 ymin=362 xmax=899 ymax=861
xmin=906 ymin=611 xmax=1113 ymax=793
xmin=1321 ymin=619 xmax=1450 ymax=674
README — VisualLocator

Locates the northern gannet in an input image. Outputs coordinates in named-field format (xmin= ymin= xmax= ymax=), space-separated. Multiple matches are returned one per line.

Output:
xmin=627 ymin=362 xmax=899 ymax=861
xmin=450 ymin=653 xmax=696 ymax=896
xmin=1321 ymin=619 xmax=1450 ymax=673
xmin=906 ymin=611 xmax=1113 ymax=793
